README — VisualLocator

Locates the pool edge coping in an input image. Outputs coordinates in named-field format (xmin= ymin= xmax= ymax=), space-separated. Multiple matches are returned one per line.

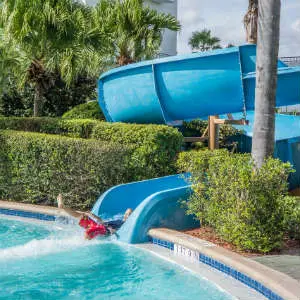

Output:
xmin=148 ymin=228 xmax=300 ymax=300
xmin=0 ymin=200 xmax=71 ymax=220
xmin=136 ymin=242 xmax=265 ymax=300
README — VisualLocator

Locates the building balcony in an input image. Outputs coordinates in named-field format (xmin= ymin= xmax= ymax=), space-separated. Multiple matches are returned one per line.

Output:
xmin=150 ymin=0 xmax=175 ymax=3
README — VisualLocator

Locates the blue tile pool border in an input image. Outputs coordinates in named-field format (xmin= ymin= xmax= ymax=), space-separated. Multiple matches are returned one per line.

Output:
xmin=151 ymin=237 xmax=283 ymax=300
xmin=0 ymin=208 xmax=56 ymax=221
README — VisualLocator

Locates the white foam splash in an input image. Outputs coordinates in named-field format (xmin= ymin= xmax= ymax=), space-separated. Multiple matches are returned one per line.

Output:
xmin=0 ymin=230 xmax=104 ymax=261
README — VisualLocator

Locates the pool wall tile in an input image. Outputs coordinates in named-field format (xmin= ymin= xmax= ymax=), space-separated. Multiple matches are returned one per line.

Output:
xmin=151 ymin=237 xmax=283 ymax=300
xmin=0 ymin=208 xmax=55 ymax=221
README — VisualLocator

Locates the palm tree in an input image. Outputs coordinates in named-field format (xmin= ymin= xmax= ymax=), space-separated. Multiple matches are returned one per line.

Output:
xmin=251 ymin=0 xmax=281 ymax=168
xmin=244 ymin=0 xmax=258 ymax=44
xmin=188 ymin=29 xmax=221 ymax=52
xmin=226 ymin=43 xmax=235 ymax=48
xmin=0 ymin=0 xmax=109 ymax=116
xmin=94 ymin=0 xmax=180 ymax=66
xmin=0 ymin=32 xmax=17 ymax=93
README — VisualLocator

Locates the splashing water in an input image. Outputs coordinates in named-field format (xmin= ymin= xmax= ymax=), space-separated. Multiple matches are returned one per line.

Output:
xmin=0 ymin=234 xmax=101 ymax=261
xmin=0 ymin=216 xmax=232 ymax=300
xmin=0 ymin=217 xmax=111 ymax=261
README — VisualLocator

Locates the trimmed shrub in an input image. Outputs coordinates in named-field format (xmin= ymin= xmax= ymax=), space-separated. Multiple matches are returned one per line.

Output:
xmin=59 ymin=119 xmax=99 ymax=138
xmin=62 ymin=101 xmax=104 ymax=120
xmin=0 ymin=117 xmax=98 ymax=138
xmin=181 ymin=119 xmax=241 ymax=149
xmin=0 ymin=117 xmax=62 ymax=133
xmin=0 ymin=131 xmax=134 ymax=210
xmin=91 ymin=122 xmax=184 ymax=178
xmin=177 ymin=149 xmax=293 ymax=253
xmin=280 ymin=196 xmax=300 ymax=240
xmin=0 ymin=117 xmax=184 ymax=178
xmin=181 ymin=119 xmax=208 ymax=137
xmin=182 ymin=119 xmax=240 ymax=136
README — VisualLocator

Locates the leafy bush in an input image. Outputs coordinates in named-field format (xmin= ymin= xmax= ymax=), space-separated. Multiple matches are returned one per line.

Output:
xmin=181 ymin=119 xmax=208 ymax=137
xmin=0 ymin=130 xmax=135 ymax=210
xmin=181 ymin=119 xmax=241 ymax=148
xmin=0 ymin=117 xmax=62 ymax=133
xmin=0 ymin=117 xmax=184 ymax=179
xmin=0 ymin=83 xmax=33 ymax=117
xmin=177 ymin=149 xmax=293 ymax=253
xmin=0 ymin=117 xmax=98 ymax=138
xmin=0 ymin=75 xmax=97 ymax=117
xmin=62 ymin=102 xmax=104 ymax=120
xmin=280 ymin=196 xmax=300 ymax=240
xmin=59 ymin=119 xmax=99 ymax=138
xmin=91 ymin=122 xmax=183 ymax=178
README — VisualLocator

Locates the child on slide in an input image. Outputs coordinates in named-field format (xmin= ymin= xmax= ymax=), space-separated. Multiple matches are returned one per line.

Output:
xmin=57 ymin=194 xmax=132 ymax=240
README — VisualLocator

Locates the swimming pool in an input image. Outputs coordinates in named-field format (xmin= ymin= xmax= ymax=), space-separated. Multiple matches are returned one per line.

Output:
xmin=0 ymin=217 xmax=232 ymax=299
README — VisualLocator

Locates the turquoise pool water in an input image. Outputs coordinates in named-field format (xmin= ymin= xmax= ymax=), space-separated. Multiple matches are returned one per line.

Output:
xmin=0 ymin=218 xmax=50 ymax=249
xmin=0 ymin=217 xmax=232 ymax=300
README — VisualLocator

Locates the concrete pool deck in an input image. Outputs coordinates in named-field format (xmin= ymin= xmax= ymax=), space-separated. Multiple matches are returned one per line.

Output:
xmin=253 ymin=255 xmax=300 ymax=283
xmin=0 ymin=200 xmax=69 ymax=217
xmin=148 ymin=228 xmax=300 ymax=300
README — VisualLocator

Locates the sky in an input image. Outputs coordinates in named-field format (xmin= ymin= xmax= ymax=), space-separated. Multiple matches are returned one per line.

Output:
xmin=177 ymin=0 xmax=300 ymax=57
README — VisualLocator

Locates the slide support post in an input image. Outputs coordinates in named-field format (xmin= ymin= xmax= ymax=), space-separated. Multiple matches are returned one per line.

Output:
xmin=209 ymin=115 xmax=220 ymax=150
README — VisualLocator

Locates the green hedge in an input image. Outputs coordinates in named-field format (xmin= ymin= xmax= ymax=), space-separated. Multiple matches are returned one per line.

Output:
xmin=91 ymin=123 xmax=183 ymax=178
xmin=0 ymin=117 xmax=62 ymax=133
xmin=62 ymin=101 xmax=105 ymax=120
xmin=0 ymin=117 xmax=98 ymax=138
xmin=281 ymin=196 xmax=300 ymax=240
xmin=181 ymin=119 xmax=241 ymax=149
xmin=0 ymin=131 xmax=135 ymax=210
xmin=177 ymin=149 xmax=293 ymax=253
xmin=0 ymin=117 xmax=183 ymax=178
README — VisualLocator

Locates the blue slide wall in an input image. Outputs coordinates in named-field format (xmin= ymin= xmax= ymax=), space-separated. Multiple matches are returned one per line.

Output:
xmin=98 ymin=45 xmax=300 ymax=124
xmin=92 ymin=174 xmax=199 ymax=244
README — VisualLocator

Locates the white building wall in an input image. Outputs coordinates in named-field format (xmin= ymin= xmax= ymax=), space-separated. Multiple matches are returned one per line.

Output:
xmin=83 ymin=0 xmax=178 ymax=56
xmin=82 ymin=0 xmax=98 ymax=5
xmin=144 ymin=0 xmax=178 ymax=56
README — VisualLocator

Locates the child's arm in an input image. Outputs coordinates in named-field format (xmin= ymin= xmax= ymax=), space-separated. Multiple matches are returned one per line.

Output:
xmin=61 ymin=207 xmax=83 ymax=219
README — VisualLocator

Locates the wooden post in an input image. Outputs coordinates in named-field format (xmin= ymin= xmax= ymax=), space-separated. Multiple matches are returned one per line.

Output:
xmin=208 ymin=115 xmax=219 ymax=150
xmin=215 ymin=123 xmax=220 ymax=150
xmin=208 ymin=116 xmax=248 ymax=150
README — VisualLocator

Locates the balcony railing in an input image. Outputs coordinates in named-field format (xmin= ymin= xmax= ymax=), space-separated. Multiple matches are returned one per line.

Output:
xmin=280 ymin=56 xmax=300 ymax=67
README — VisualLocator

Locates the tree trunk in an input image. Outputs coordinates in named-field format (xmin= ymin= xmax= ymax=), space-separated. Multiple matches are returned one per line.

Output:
xmin=33 ymin=83 xmax=43 ymax=117
xmin=251 ymin=0 xmax=281 ymax=169
xmin=244 ymin=0 xmax=258 ymax=44
xmin=117 ymin=54 xmax=134 ymax=66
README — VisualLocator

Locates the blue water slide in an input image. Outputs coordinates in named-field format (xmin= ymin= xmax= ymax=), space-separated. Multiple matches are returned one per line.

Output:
xmin=91 ymin=174 xmax=199 ymax=244
xmin=94 ymin=45 xmax=300 ymax=243
xmin=98 ymin=44 xmax=300 ymax=124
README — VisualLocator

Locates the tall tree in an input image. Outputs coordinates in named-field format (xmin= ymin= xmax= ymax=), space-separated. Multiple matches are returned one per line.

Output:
xmin=244 ymin=0 xmax=259 ymax=44
xmin=251 ymin=0 xmax=281 ymax=168
xmin=188 ymin=29 xmax=221 ymax=52
xmin=0 ymin=0 xmax=109 ymax=116
xmin=94 ymin=0 xmax=180 ymax=66
xmin=0 ymin=34 xmax=17 ymax=93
